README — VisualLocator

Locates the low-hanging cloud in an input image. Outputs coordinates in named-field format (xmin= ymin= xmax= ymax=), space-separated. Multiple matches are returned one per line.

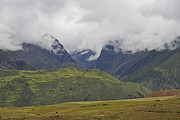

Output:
xmin=0 ymin=0 xmax=180 ymax=59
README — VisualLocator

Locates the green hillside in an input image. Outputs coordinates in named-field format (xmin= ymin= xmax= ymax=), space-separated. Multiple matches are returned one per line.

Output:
xmin=0 ymin=95 xmax=179 ymax=120
xmin=121 ymin=49 xmax=180 ymax=91
xmin=0 ymin=68 xmax=150 ymax=107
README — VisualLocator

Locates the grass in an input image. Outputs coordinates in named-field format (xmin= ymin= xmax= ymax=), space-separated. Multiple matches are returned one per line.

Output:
xmin=0 ymin=95 xmax=179 ymax=120
xmin=148 ymin=89 xmax=180 ymax=97
xmin=0 ymin=68 xmax=150 ymax=107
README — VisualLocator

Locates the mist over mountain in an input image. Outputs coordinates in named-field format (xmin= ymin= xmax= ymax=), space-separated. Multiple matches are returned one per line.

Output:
xmin=0 ymin=1 xmax=179 ymax=116
xmin=81 ymin=41 xmax=179 ymax=91
xmin=71 ymin=49 xmax=96 ymax=68
xmin=15 ymin=34 xmax=75 ymax=70
xmin=0 ymin=0 xmax=180 ymax=59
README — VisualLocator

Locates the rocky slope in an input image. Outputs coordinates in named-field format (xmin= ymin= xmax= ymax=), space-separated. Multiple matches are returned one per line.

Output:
xmin=15 ymin=35 xmax=75 ymax=70
xmin=0 ymin=49 xmax=35 ymax=70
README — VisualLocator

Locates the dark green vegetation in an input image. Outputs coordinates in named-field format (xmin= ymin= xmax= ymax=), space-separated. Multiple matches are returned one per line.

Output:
xmin=0 ymin=95 xmax=179 ymax=120
xmin=0 ymin=67 xmax=150 ymax=107
xmin=60 ymin=62 xmax=85 ymax=70
xmin=0 ymin=49 xmax=35 ymax=70
xmin=15 ymin=40 xmax=75 ymax=70
xmin=121 ymin=49 xmax=180 ymax=91
xmin=90 ymin=43 xmax=180 ymax=91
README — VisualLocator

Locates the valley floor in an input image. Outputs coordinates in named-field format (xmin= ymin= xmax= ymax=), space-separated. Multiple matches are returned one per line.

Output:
xmin=0 ymin=95 xmax=179 ymax=120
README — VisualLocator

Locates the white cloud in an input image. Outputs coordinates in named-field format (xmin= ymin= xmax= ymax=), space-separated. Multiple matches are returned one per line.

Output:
xmin=0 ymin=0 xmax=179 ymax=59
xmin=0 ymin=23 xmax=22 ymax=51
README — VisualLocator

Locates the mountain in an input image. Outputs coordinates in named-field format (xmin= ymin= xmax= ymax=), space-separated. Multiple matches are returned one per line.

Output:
xmin=0 ymin=49 xmax=35 ymax=70
xmin=121 ymin=49 xmax=180 ymax=91
xmin=0 ymin=67 xmax=151 ymax=107
xmin=71 ymin=49 xmax=96 ymax=68
xmin=15 ymin=35 xmax=75 ymax=70
xmin=89 ymin=42 xmax=180 ymax=91
xmin=91 ymin=44 xmax=136 ymax=73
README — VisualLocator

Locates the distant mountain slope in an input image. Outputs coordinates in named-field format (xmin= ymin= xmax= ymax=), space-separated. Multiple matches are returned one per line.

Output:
xmin=0 ymin=68 xmax=151 ymax=107
xmin=90 ymin=42 xmax=179 ymax=91
xmin=121 ymin=49 xmax=180 ymax=91
xmin=15 ymin=36 xmax=75 ymax=70
xmin=0 ymin=49 xmax=35 ymax=70
xmin=71 ymin=49 xmax=96 ymax=68
xmin=91 ymin=44 xmax=136 ymax=74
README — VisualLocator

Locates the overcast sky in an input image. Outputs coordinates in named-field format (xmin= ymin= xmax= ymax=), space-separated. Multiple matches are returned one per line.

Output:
xmin=0 ymin=0 xmax=180 ymax=59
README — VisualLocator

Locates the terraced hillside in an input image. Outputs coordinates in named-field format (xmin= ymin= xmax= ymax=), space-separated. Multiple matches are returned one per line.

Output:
xmin=0 ymin=68 xmax=150 ymax=107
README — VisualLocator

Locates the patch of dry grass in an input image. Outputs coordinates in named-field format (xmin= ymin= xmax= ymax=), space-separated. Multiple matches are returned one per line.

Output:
xmin=0 ymin=95 xmax=179 ymax=120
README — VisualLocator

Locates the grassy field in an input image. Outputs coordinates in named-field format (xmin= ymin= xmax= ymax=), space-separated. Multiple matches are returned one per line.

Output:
xmin=0 ymin=95 xmax=179 ymax=120
xmin=148 ymin=89 xmax=180 ymax=97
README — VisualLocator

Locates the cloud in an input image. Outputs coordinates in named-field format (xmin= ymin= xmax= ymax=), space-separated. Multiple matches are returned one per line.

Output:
xmin=0 ymin=0 xmax=180 ymax=59
xmin=0 ymin=23 xmax=22 ymax=51
xmin=141 ymin=0 xmax=180 ymax=21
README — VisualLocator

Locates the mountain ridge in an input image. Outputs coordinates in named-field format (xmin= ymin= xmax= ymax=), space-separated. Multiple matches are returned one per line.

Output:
xmin=15 ymin=37 xmax=75 ymax=70
xmin=0 ymin=49 xmax=35 ymax=70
